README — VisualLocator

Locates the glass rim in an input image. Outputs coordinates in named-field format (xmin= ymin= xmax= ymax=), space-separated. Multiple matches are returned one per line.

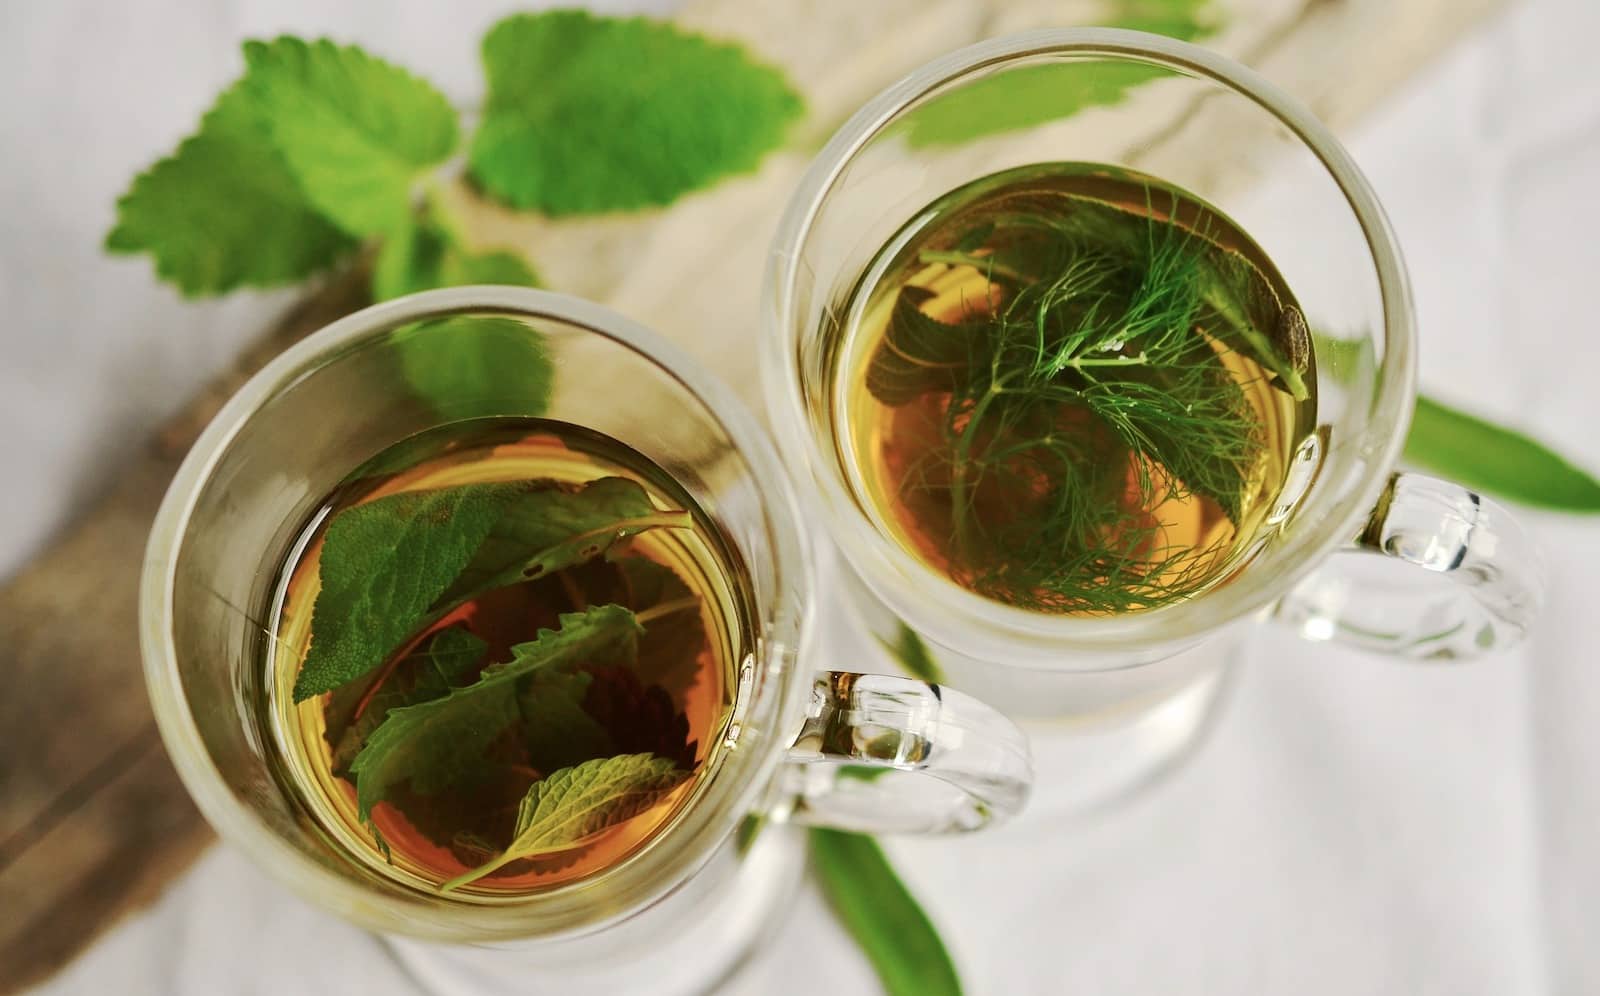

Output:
xmin=140 ymin=286 xmax=811 ymax=939
xmin=762 ymin=26 xmax=1417 ymax=657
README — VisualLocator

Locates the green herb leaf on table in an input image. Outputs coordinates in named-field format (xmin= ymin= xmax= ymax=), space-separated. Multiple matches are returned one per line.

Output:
xmin=349 ymin=605 xmax=643 ymax=824
xmin=326 ymin=626 xmax=487 ymax=773
xmin=241 ymin=37 xmax=459 ymax=237
xmin=390 ymin=315 xmax=553 ymax=421
xmin=373 ymin=213 xmax=539 ymax=302
xmin=105 ymin=77 xmax=356 ymax=296
xmin=1404 ymin=395 xmax=1600 ymax=513
xmin=899 ymin=0 xmax=1219 ymax=147
xmin=880 ymin=622 xmax=945 ymax=684
xmin=294 ymin=477 xmax=684 ymax=701
xmin=469 ymin=9 xmax=803 ymax=215
xmin=810 ymin=829 xmax=962 ymax=996
xmin=442 ymin=753 xmax=689 ymax=891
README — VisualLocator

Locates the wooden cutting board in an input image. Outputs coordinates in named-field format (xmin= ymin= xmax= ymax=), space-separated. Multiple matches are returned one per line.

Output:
xmin=0 ymin=0 xmax=1502 ymax=989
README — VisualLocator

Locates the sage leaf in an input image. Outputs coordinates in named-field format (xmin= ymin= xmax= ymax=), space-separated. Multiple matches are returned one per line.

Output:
xmin=810 ymin=829 xmax=962 ymax=996
xmin=1404 ymin=395 xmax=1600 ymax=513
xmin=439 ymin=478 xmax=691 ymax=607
xmin=294 ymin=482 xmax=523 ymax=700
xmin=880 ymin=622 xmax=944 ymax=684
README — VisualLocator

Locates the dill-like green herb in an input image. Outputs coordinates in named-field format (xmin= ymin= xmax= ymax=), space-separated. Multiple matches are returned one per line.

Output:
xmin=864 ymin=186 xmax=1305 ymax=613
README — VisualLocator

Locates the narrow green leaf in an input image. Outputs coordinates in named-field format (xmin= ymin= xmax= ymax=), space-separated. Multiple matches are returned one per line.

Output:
xmin=470 ymin=10 xmax=802 ymax=215
xmin=105 ymin=77 xmax=355 ymax=295
xmin=880 ymin=622 xmax=945 ymax=684
xmin=441 ymin=752 xmax=687 ymax=891
xmin=900 ymin=0 xmax=1219 ymax=147
xmin=242 ymin=36 xmax=459 ymax=236
xmin=350 ymin=605 xmax=643 ymax=823
xmin=1404 ymin=395 xmax=1600 ymax=513
xmin=810 ymin=829 xmax=962 ymax=996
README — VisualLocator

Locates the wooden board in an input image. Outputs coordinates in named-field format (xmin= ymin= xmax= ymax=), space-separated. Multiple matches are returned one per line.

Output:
xmin=0 ymin=0 xmax=1502 ymax=989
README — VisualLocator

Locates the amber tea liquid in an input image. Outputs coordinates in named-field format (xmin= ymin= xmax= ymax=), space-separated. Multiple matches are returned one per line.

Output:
xmin=832 ymin=163 xmax=1317 ymax=614
xmin=264 ymin=418 xmax=746 ymax=894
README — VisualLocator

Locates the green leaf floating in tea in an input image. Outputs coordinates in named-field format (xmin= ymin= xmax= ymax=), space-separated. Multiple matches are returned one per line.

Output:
xmin=283 ymin=427 xmax=718 ymax=889
xmin=294 ymin=476 xmax=688 ymax=700
xmin=326 ymin=625 xmax=487 ymax=774
xmin=349 ymin=605 xmax=643 ymax=824
xmin=441 ymin=753 xmax=689 ymax=891
xmin=855 ymin=164 xmax=1313 ymax=614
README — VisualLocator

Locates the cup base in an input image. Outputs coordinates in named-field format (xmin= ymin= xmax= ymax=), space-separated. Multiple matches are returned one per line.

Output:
xmin=1019 ymin=662 xmax=1234 ymax=821
xmin=383 ymin=824 xmax=808 ymax=996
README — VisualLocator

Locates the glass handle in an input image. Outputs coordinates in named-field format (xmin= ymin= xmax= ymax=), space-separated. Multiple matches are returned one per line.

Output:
xmin=777 ymin=672 xmax=1033 ymax=833
xmin=1272 ymin=472 xmax=1543 ymax=658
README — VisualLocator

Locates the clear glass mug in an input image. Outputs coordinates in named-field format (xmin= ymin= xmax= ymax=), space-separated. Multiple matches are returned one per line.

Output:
xmin=761 ymin=29 xmax=1543 ymax=811
xmin=140 ymin=287 xmax=1032 ymax=994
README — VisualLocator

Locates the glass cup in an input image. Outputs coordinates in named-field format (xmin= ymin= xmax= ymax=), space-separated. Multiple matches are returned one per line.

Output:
xmin=140 ymin=287 xmax=1033 ymax=994
xmin=762 ymin=29 xmax=1542 ymax=812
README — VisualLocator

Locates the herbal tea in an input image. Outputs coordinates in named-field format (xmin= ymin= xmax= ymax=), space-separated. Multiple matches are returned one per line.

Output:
xmin=265 ymin=417 xmax=744 ymax=895
xmin=834 ymin=162 xmax=1316 ymax=614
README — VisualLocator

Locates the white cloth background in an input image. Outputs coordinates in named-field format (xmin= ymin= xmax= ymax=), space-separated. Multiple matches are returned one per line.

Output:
xmin=5 ymin=0 xmax=1599 ymax=993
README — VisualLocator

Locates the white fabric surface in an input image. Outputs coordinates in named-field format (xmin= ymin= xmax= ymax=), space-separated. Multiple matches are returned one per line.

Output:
xmin=7 ymin=0 xmax=1600 ymax=993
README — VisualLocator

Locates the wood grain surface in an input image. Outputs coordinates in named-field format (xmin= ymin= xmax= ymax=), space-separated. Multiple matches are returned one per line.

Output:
xmin=0 ymin=1 xmax=1502 ymax=990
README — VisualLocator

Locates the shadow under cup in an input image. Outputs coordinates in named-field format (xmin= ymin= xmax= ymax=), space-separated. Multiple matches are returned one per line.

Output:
xmin=764 ymin=32 xmax=1415 ymax=735
xmin=140 ymin=290 xmax=809 ymax=942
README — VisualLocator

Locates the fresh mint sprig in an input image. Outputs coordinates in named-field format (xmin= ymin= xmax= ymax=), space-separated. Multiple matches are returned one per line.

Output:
xmin=106 ymin=13 xmax=803 ymax=302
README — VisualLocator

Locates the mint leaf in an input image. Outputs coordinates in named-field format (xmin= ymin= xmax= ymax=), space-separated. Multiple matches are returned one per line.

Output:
xmin=810 ymin=829 xmax=961 ymax=996
xmin=295 ymin=482 xmax=522 ymax=701
xmin=391 ymin=314 xmax=553 ymax=420
xmin=242 ymin=36 xmax=458 ymax=236
xmin=469 ymin=10 xmax=802 ymax=215
xmin=327 ymin=626 xmax=486 ymax=773
xmin=373 ymin=213 xmax=539 ymax=302
xmin=617 ymin=557 xmax=705 ymax=702
xmin=439 ymin=478 xmax=690 ymax=608
xmin=900 ymin=0 xmax=1218 ymax=147
xmin=105 ymin=78 xmax=354 ymax=295
xmin=350 ymin=605 xmax=642 ymax=824
xmin=441 ymin=752 xmax=687 ymax=891
xmin=294 ymin=477 xmax=683 ymax=701
xmin=519 ymin=670 xmax=616 ymax=774
xmin=1404 ymin=396 xmax=1600 ymax=513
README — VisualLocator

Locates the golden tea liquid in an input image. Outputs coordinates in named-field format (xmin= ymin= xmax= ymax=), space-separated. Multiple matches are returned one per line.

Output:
xmin=833 ymin=163 xmax=1316 ymax=614
xmin=264 ymin=418 xmax=746 ymax=894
